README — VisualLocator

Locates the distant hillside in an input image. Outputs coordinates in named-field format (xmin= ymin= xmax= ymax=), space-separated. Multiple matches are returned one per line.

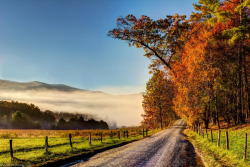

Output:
xmin=0 ymin=101 xmax=109 ymax=130
xmin=0 ymin=79 xmax=82 ymax=92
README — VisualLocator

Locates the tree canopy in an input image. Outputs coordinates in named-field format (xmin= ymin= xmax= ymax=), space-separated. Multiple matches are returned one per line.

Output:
xmin=0 ymin=101 xmax=109 ymax=130
xmin=142 ymin=70 xmax=178 ymax=129
xmin=109 ymin=0 xmax=249 ymax=128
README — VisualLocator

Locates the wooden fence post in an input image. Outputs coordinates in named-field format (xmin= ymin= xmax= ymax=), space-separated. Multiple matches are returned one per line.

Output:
xmin=9 ymin=140 xmax=13 ymax=159
xmin=89 ymin=132 xmax=91 ymax=145
xmin=217 ymin=130 xmax=221 ymax=147
xmin=244 ymin=133 xmax=247 ymax=161
xmin=211 ymin=129 xmax=213 ymax=142
xmin=69 ymin=133 xmax=72 ymax=148
xmin=118 ymin=131 xmax=120 ymax=139
xmin=45 ymin=136 xmax=48 ymax=153
xmin=226 ymin=131 xmax=229 ymax=150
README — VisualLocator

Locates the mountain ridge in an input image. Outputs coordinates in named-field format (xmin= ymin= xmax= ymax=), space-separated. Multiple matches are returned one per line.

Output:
xmin=0 ymin=79 xmax=98 ymax=93
xmin=0 ymin=79 xmax=143 ymax=95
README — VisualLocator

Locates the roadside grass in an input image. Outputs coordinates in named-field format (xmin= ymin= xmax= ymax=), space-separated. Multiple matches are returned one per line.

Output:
xmin=185 ymin=126 xmax=249 ymax=167
xmin=0 ymin=128 xmax=161 ymax=166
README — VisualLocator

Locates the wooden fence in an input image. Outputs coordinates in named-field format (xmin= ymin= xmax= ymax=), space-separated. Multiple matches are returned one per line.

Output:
xmin=8 ymin=129 xmax=150 ymax=160
xmin=193 ymin=126 xmax=248 ymax=161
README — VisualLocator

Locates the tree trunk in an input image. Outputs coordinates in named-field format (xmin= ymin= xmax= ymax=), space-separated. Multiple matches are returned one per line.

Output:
xmin=158 ymin=101 xmax=163 ymax=130
xmin=204 ymin=119 xmax=209 ymax=129
xmin=237 ymin=0 xmax=245 ymax=124
xmin=243 ymin=46 xmax=249 ymax=119
xmin=215 ymin=93 xmax=220 ymax=129
xmin=224 ymin=93 xmax=230 ymax=125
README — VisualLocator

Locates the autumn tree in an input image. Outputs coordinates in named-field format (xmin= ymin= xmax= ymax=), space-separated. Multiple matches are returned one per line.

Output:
xmin=191 ymin=0 xmax=249 ymax=125
xmin=109 ymin=0 xmax=249 ymax=129
xmin=142 ymin=70 xmax=177 ymax=129
xmin=172 ymin=22 xmax=216 ymax=128
xmin=171 ymin=0 xmax=249 ymax=128
xmin=108 ymin=14 xmax=190 ymax=72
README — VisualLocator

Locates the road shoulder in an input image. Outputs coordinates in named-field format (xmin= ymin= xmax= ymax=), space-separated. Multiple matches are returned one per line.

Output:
xmin=183 ymin=129 xmax=206 ymax=167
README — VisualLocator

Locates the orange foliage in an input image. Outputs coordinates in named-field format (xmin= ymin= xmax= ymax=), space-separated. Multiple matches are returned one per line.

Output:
xmin=171 ymin=23 xmax=216 ymax=125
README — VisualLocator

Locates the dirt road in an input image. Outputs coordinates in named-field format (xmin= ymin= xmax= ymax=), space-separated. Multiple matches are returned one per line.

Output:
xmin=70 ymin=119 xmax=197 ymax=167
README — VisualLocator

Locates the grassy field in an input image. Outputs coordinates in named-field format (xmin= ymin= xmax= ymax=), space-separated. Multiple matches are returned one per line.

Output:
xmin=0 ymin=128 xmax=160 ymax=166
xmin=185 ymin=125 xmax=250 ymax=167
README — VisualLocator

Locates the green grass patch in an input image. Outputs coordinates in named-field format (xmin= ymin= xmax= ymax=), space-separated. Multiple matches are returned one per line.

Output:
xmin=0 ymin=129 xmax=161 ymax=166
xmin=185 ymin=127 xmax=249 ymax=167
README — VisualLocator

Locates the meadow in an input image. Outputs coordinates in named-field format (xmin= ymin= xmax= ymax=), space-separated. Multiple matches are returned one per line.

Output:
xmin=185 ymin=125 xmax=250 ymax=167
xmin=0 ymin=127 xmax=160 ymax=166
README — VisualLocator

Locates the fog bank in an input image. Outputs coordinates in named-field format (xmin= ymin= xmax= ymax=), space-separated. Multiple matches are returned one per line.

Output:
xmin=0 ymin=90 xmax=144 ymax=127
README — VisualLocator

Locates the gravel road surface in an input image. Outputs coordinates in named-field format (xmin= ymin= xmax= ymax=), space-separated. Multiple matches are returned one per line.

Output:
xmin=71 ymin=119 xmax=197 ymax=167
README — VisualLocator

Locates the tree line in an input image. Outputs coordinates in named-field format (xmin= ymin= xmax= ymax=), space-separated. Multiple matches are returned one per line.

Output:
xmin=0 ymin=101 xmax=109 ymax=130
xmin=109 ymin=0 xmax=249 ymax=129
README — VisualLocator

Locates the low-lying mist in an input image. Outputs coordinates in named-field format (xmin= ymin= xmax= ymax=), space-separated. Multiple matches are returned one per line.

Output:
xmin=0 ymin=90 xmax=144 ymax=128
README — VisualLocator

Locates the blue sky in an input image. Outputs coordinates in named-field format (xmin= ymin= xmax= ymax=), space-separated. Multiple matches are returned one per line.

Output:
xmin=0 ymin=0 xmax=197 ymax=94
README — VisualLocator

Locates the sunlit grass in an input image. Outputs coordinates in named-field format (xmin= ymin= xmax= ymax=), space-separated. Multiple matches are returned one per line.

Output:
xmin=185 ymin=126 xmax=250 ymax=167
xmin=0 ymin=128 xmax=161 ymax=166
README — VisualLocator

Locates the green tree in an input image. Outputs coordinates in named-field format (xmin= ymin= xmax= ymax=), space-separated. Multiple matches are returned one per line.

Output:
xmin=10 ymin=111 xmax=29 ymax=128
